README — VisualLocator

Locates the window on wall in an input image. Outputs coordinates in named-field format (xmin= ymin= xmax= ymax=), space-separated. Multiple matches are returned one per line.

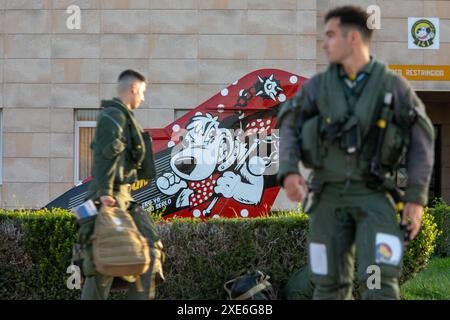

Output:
xmin=74 ymin=109 xmax=99 ymax=185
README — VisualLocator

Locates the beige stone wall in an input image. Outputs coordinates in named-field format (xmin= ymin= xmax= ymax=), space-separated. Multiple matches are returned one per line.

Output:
xmin=0 ymin=0 xmax=449 ymax=209
xmin=317 ymin=0 xmax=450 ymax=91
xmin=0 ymin=0 xmax=317 ymax=209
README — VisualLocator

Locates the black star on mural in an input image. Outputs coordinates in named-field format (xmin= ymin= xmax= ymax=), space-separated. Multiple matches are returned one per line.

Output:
xmin=254 ymin=74 xmax=283 ymax=101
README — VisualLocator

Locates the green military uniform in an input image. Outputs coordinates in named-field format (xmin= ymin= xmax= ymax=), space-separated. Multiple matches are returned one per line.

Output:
xmin=284 ymin=266 xmax=315 ymax=300
xmin=277 ymin=59 xmax=435 ymax=299
xmin=77 ymin=98 xmax=160 ymax=300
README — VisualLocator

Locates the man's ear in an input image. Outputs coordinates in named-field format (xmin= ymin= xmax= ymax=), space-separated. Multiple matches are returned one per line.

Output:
xmin=351 ymin=30 xmax=362 ymax=44
xmin=130 ymin=83 xmax=139 ymax=94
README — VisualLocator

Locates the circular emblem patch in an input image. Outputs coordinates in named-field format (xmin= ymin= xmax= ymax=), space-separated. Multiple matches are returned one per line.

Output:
xmin=411 ymin=19 xmax=436 ymax=48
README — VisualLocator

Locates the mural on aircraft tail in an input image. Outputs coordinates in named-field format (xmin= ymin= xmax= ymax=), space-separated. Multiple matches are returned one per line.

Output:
xmin=45 ymin=69 xmax=307 ymax=219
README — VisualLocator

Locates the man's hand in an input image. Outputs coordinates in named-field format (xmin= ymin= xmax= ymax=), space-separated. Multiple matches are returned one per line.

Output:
xmin=100 ymin=195 xmax=116 ymax=207
xmin=402 ymin=202 xmax=424 ymax=240
xmin=283 ymin=173 xmax=308 ymax=203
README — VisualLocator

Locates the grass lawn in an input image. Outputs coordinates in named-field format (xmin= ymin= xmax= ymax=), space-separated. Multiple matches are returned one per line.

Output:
xmin=401 ymin=258 xmax=450 ymax=300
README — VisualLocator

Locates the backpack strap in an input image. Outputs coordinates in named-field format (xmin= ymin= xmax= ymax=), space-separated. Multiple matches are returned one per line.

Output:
xmin=101 ymin=112 xmax=124 ymax=135
xmin=366 ymin=71 xmax=408 ymax=213
xmin=224 ymin=271 xmax=272 ymax=300
xmin=360 ymin=68 xmax=395 ymax=160
xmin=135 ymin=276 xmax=144 ymax=293
xmin=223 ymin=278 xmax=236 ymax=299
xmin=234 ymin=278 xmax=272 ymax=300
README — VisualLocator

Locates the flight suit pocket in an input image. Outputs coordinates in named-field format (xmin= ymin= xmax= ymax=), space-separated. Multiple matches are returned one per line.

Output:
xmin=300 ymin=116 xmax=323 ymax=169
xmin=102 ymin=138 xmax=126 ymax=159
xmin=380 ymin=123 xmax=404 ymax=166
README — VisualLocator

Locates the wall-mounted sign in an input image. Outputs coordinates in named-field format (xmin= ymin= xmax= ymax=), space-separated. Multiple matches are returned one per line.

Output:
xmin=408 ymin=17 xmax=439 ymax=49
xmin=388 ymin=65 xmax=450 ymax=81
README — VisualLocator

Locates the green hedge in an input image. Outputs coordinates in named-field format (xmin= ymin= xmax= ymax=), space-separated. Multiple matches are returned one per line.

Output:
xmin=427 ymin=198 xmax=450 ymax=257
xmin=399 ymin=206 xmax=441 ymax=283
xmin=0 ymin=206 xmax=440 ymax=300
xmin=0 ymin=208 xmax=79 ymax=299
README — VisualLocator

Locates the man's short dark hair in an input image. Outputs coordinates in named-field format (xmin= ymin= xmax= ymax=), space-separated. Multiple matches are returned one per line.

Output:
xmin=118 ymin=69 xmax=147 ymax=83
xmin=117 ymin=69 xmax=147 ymax=93
xmin=325 ymin=6 xmax=373 ymax=42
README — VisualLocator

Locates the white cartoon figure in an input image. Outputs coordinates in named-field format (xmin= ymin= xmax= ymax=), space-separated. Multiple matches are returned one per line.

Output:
xmin=416 ymin=26 xmax=434 ymax=42
xmin=156 ymin=113 xmax=277 ymax=216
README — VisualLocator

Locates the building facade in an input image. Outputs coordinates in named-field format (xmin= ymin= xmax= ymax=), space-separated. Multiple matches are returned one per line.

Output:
xmin=0 ymin=0 xmax=449 ymax=209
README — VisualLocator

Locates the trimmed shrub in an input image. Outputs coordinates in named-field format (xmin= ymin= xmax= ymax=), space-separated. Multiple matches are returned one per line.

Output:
xmin=427 ymin=198 xmax=450 ymax=257
xmin=399 ymin=206 xmax=441 ymax=283
xmin=0 ymin=208 xmax=79 ymax=299
xmin=0 ymin=206 xmax=439 ymax=300
xmin=0 ymin=218 xmax=36 ymax=299
xmin=157 ymin=213 xmax=309 ymax=299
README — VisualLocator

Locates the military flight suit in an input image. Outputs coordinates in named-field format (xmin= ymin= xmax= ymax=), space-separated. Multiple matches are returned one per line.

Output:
xmin=284 ymin=266 xmax=315 ymax=300
xmin=277 ymin=58 xmax=435 ymax=299
xmin=77 ymin=98 xmax=160 ymax=300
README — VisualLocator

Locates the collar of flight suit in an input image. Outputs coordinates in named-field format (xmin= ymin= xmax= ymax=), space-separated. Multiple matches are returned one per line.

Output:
xmin=337 ymin=56 xmax=375 ymax=81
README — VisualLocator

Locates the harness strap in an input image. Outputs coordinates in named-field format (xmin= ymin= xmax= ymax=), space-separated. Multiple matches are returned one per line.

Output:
xmin=234 ymin=280 xmax=272 ymax=300
xmin=135 ymin=276 xmax=144 ymax=293
xmin=101 ymin=113 xmax=124 ymax=134
xmin=224 ymin=271 xmax=272 ymax=300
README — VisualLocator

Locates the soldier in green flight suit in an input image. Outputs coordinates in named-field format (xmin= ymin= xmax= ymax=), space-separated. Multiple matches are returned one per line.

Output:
xmin=77 ymin=69 xmax=162 ymax=300
xmin=277 ymin=6 xmax=435 ymax=299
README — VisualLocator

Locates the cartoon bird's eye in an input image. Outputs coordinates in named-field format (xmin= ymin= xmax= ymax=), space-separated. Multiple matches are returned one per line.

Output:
xmin=207 ymin=130 xmax=216 ymax=143
xmin=180 ymin=136 xmax=189 ymax=147
xmin=182 ymin=135 xmax=195 ymax=146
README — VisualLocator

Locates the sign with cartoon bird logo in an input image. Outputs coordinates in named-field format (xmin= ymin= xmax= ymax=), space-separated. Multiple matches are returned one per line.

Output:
xmin=408 ymin=17 xmax=439 ymax=49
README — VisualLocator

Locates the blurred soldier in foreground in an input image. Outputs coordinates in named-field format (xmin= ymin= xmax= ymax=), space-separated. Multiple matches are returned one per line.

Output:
xmin=278 ymin=6 xmax=435 ymax=299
